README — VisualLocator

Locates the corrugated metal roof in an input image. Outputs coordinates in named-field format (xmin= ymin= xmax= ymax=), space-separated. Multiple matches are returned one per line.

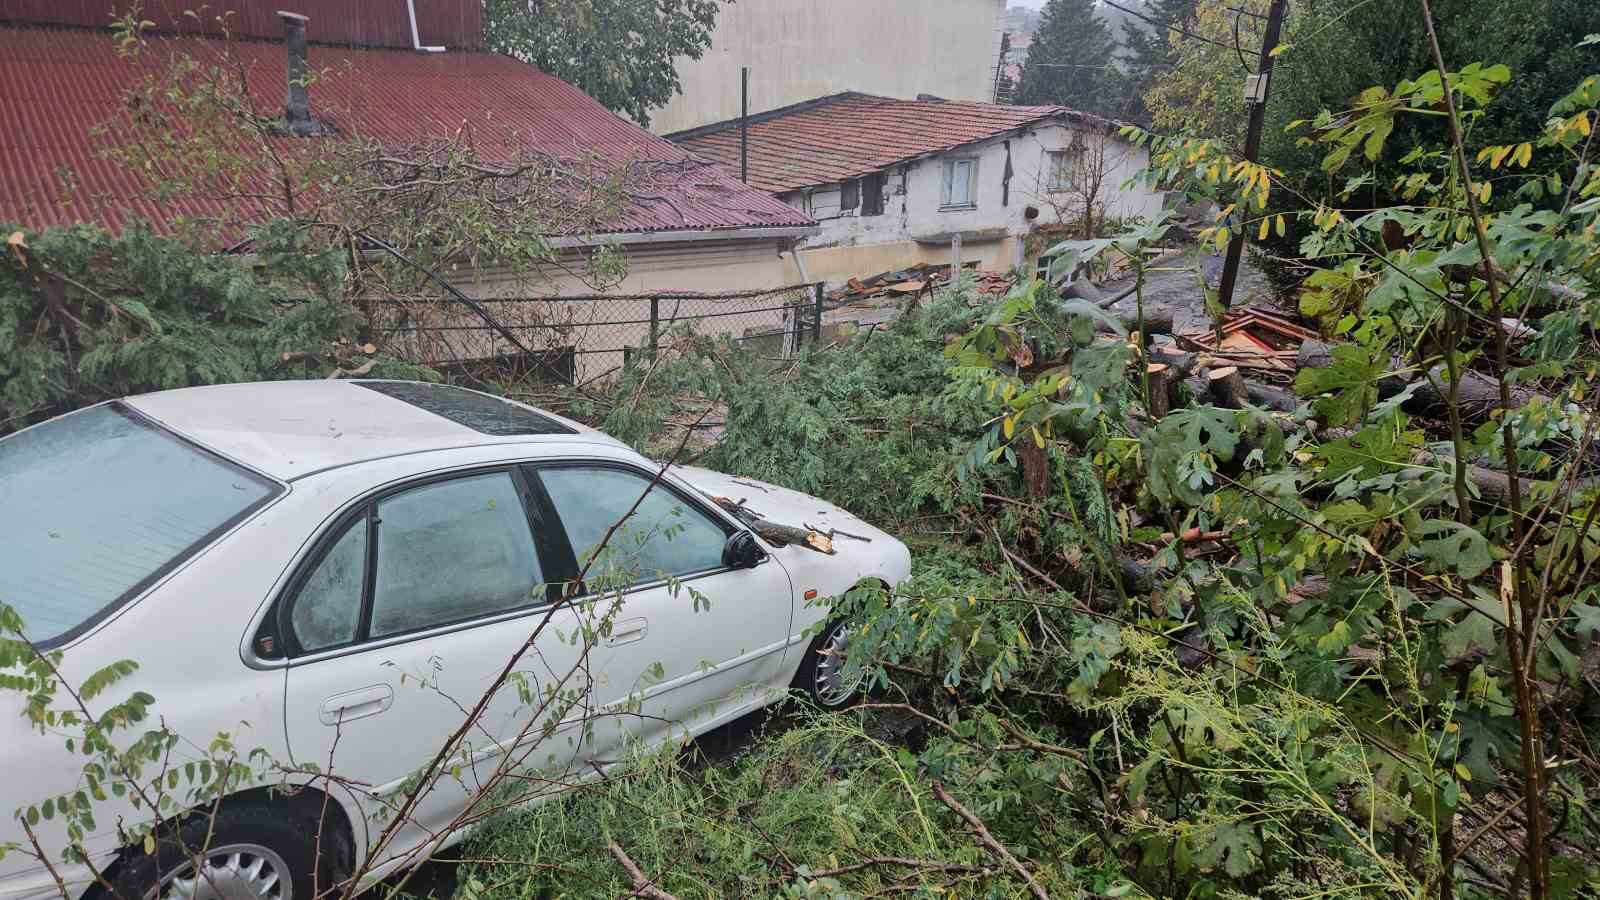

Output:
xmin=2 ymin=0 xmax=485 ymax=50
xmin=0 ymin=25 xmax=814 ymax=235
xmin=669 ymin=92 xmax=1110 ymax=195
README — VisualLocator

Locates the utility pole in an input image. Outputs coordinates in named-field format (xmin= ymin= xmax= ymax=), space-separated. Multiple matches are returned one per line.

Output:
xmin=1215 ymin=0 xmax=1288 ymax=310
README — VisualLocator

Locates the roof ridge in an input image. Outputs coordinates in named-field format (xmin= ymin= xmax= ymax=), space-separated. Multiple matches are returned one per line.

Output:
xmin=663 ymin=90 xmax=897 ymax=142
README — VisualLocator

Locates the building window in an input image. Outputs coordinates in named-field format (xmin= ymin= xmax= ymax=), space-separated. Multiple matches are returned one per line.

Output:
xmin=862 ymin=172 xmax=885 ymax=216
xmin=941 ymin=158 xmax=978 ymax=209
xmin=841 ymin=179 xmax=859 ymax=212
xmin=1035 ymin=253 xmax=1058 ymax=283
xmin=1048 ymin=150 xmax=1079 ymax=192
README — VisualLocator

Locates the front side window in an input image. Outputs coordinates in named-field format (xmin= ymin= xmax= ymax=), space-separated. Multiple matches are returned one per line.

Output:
xmin=369 ymin=473 xmax=545 ymax=639
xmin=0 ymin=404 xmax=279 ymax=645
xmin=941 ymin=158 xmax=978 ymax=209
xmin=538 ymin=467 xmax=729 ymax=590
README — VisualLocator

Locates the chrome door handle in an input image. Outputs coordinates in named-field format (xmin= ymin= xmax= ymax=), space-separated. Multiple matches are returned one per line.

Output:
xmin=319 ymin=684 xmax=393 ymax=726
xmin=605 ymin=617 xmax=649 ymax=647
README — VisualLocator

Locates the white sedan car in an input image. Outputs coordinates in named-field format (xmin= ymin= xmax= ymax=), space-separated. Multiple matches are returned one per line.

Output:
xmin=0 ymin=380 xmax=909 ymax=900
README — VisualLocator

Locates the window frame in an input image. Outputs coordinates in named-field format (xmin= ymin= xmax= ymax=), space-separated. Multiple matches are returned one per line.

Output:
xmin=526 ymin=460 xmax=741 ymax=600
xmin=840 ymin=179 xmax=860 ymax=213
xmin=265 ymin=465 xmax=574 ymax=661
xmin=940 ymin=157 xmax=979 ymax=210
xmin=1047 ymin=149 xmax=1079 ymax=193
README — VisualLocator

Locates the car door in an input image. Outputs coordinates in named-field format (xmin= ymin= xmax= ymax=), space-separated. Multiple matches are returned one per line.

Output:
xmin=276 ymin=468 xmax=594 ymax=870
xmin=531 ymin=463 xmax=796 ymax=761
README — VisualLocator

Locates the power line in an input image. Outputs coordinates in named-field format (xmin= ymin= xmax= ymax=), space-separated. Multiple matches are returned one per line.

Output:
xmin=1098 ymin=0 xmax=1244 ymax=53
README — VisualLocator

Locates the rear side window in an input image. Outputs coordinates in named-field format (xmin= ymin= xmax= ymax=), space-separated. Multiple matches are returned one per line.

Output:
xmin=280 ymin=470 xmax=552 ymax=655
xmin=0 ymin=404 xmax=280 ymax=645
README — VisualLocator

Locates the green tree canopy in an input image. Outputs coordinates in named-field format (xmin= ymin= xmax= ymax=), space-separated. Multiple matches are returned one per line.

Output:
xmin=484 ymin=0 xmax=728 ymax=128
xmin=1119 ymin=0 xmax=1197 ymax=123
xmin=1263 ymin=0 xmax=1596 ymax=200
xmin=1016 ymin=0 xmax=1122 ymax=117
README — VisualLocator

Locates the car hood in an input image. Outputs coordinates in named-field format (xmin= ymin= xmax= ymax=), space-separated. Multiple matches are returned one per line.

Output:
xmin=671 ymin=467 xmax=912 ymax=599
xmin=673 ymin=467 xmax=880 ymax=538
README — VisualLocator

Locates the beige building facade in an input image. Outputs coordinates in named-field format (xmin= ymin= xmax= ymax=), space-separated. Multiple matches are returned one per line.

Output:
xmin=649 ymin=0 xmax=1009 ymax=134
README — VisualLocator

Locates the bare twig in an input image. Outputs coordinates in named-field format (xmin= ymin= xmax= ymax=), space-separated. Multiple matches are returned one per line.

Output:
xmin=608 ymin=841 xmax=680 ymax=900
xmin=930 ymin=781 xmax=1050 ymax=900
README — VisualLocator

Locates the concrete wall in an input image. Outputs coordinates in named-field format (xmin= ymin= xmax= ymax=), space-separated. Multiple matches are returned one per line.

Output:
xmin=778 ymin=122 xmax=1167 ymax=285
xmin=650 ymin=0 xmax=1008 ymax=134
xmin=388 ymin=237 xmax=808 ymax=383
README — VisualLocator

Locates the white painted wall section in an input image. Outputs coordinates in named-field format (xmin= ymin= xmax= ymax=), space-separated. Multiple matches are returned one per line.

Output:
xmin=776 ymin=123 xmax=1167 ymax=284
xmin=650 ymin=0 xmax=1008 ymax=134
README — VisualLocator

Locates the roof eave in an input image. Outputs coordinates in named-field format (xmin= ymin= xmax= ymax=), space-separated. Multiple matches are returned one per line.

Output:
xmin=548 ymin=224 xmax=819 ymax=249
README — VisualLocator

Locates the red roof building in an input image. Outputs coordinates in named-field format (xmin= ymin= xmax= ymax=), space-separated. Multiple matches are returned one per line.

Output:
xmin=668 ymin=91 xmax=1164 ymax=289
xmin=0 ymin=2 xmax=814 ymax=238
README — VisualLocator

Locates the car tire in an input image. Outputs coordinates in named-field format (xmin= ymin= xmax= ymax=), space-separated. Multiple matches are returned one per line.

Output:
xmin=792 ymin=618 xmax=865 ymax=709
xmin=97 ymin=801 xmax=338 ymax=900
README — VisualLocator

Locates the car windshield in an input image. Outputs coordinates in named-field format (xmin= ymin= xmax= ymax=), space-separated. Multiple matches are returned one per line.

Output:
xmin=0 ymin=403 xmax=280 ymax=645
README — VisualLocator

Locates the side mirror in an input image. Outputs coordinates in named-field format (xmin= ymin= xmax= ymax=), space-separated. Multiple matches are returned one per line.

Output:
xmin=722 ymin=531 xmax=767 ymax=569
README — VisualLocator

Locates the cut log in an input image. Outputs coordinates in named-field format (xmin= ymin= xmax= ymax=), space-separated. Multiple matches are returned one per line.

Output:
xmin=1297 ymin=339 xmax=1550 ymax=421
xmin=1244 ymin=380 xmax=1300 ymax=412
xmin=1106 ymin=308 xmax=1176 ymax=335
xmin=1206 ymin=365 xmax=1249 ymax=408
xmin=1310 ymin=429 xmax=1596 ymax=509
xmin=1144 ymin=363 xmax=1177 ymax=419
xmin=1149 ymin=343 xmax=1198 ymax=377
xmin=707 ymin=495 xmax=835 ymax=554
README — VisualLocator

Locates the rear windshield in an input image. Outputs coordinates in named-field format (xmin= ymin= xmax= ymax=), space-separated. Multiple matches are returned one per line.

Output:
xmin=0 ymin=403 xmax=280 ymax=646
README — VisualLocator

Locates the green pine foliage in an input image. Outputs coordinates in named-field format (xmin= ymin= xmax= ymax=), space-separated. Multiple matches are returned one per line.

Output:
xmin=0 ymin=219 xmax=435 ymax=434
xmin=1017 ymin=0 xmax=1123 ymax=117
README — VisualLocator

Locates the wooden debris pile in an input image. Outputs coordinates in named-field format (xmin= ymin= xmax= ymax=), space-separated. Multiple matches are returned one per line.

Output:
xmin=1135 ymin=304 xmax=1316 ymax=414
xmin=827 ymin=263 xmax=1013 ymax=307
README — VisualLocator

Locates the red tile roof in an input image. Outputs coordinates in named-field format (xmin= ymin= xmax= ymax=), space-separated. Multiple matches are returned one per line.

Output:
xmin=669 ymin=92 xmax=1109 ymax=195
xmin=3 ymin=0 xmax=485 ymax=51
xmin=0 ymin=25 xmax=814 ymax=236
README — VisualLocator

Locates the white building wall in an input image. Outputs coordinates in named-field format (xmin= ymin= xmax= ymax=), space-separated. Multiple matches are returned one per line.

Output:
xmin=650 ymin=0 xmax=1008 ymax=134
xmin=400 ymin=237 xmax=807 ymax=382
xmin=780 ymin=123 xmax=1166 ymax=284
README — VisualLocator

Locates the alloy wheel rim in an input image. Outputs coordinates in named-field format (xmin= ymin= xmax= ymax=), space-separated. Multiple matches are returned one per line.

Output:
xmin=149 ymin=843 xmax=292 ymax=900
xmin=812 ymin=622 xmax=862 ymax=707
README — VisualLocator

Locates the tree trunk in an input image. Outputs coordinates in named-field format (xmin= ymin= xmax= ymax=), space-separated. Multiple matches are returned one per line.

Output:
xmin=1019 ymin=440 xmax=1051 ymax=499
xmin=1297 ymin=339 xmax=1549 ymax=421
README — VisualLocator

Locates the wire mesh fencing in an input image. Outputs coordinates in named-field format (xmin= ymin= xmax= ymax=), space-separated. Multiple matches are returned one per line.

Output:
xmin=370 ymin=283 xmax=826 ymax=385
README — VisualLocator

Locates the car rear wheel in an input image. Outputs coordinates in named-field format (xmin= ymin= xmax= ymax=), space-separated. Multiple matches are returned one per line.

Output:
xmin=793 ymin=619 xmax=865 ymax=708
xmin=100 ymin=803 xmax=335 ymax=900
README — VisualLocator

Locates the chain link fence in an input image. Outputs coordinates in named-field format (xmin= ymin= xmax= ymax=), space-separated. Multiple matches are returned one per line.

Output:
xmin=370 ymin=283 xmax=825 ymax=385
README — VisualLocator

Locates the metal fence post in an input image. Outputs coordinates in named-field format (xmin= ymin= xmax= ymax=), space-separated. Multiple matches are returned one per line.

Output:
xmin=648 ymin=296 xmax=660 ymax=359
xmin=812 ymin=282 xmax=825 ymax=346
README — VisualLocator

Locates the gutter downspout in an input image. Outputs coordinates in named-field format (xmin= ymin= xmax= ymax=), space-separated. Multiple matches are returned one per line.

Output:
xmin=406 ymin=0 xmax=446 ymax=52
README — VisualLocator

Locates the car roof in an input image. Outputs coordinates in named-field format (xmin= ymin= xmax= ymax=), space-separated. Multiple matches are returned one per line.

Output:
xmin=122 ymin=380 xmax=620 ymax=481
